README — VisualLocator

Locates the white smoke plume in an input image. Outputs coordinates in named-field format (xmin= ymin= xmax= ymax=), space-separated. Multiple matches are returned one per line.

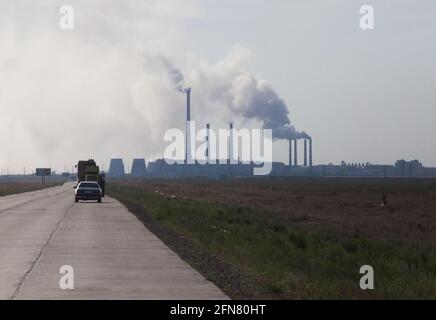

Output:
xmin=160 ymin=56 xmax=190 ymax=93
xmin=176 ymin=46 xmax=310 ymax=140
xmin=0 ymin=1 xmax=307 ymax=173
xmin=227 ymin=73 xmax=309 ymax=139
xmin=0 ymin=0 xmax=198 ymax=172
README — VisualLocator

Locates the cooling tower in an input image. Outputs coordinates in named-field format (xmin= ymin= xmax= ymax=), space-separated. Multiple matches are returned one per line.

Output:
xmin=131 ymin=159 xmax=147 ymax=178
xmin=108 ymin=158 xmax=125 ymax=178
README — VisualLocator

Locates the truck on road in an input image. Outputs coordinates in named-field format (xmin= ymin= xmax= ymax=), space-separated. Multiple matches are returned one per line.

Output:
xmin=76 ymin=159 xmax=106 ymax=197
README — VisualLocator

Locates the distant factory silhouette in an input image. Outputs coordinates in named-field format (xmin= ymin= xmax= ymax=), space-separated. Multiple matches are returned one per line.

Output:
xmin=104 ymin=87 xmax=436 ymax=179
xmin=106 ymin=158 xmax=436 ymax=179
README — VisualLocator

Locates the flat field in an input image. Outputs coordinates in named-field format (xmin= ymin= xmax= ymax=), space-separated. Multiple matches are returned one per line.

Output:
xmin=108 ymin=178 xmax=436 ymax=299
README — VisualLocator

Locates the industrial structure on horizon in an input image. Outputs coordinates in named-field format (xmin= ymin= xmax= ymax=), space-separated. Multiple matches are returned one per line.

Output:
xmin=8 ymin=88 xmax=429 ymax=181
xmin=103 ymin=157 xmax=436 ymax=179
xmin=100 ymin=88 xmax=436 ymax=179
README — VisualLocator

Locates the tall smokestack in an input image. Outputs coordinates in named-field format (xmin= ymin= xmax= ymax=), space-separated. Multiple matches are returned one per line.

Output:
xmin=206 ymin=123 xmax=210 ymax=161
xmin=309 ymin=138 xmax=313 ymax=167
xmin=294 ymin=139 xmax=298 ymax=167
xmin=185 ymin=88 xmax=191 ymax=164
xmin=289 ymin=139 xmax=292 ymax=167
xmin=229 ymin=122 xmax=234 ymax=165
xmin=186 ymin=88 xmax=191 ymax=121
xmin=304 ymin=139 xmax=308 ymax=167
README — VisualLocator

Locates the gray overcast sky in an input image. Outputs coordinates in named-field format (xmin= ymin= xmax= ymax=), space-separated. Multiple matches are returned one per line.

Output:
xmin=0 ymin=0 xmax=435 ymax=173
xmin=186 ymin=0 xmax=436 ymax=166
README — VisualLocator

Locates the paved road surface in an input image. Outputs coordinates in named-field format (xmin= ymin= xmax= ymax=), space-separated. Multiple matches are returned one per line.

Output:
xmin=0 ymin=183 xmax=227 ymax=300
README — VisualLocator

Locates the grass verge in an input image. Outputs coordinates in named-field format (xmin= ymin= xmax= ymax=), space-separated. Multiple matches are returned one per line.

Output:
xmin=0 ymin=182 xmax=63 ymax=197
xmin=107 ymin=183 xmax=436 ymax=299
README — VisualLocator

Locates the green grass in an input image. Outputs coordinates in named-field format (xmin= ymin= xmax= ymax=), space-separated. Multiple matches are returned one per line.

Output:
xmin=108 ymin=183 xmax=436 ymax=299
xmin=0 ymin=181 xmax=63 ymax=197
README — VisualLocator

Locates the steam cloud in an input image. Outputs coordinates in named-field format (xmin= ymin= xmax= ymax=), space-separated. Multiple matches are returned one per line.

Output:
xmin=162 ymin=47 xmax=310 ymax=140
xmin=160 ymin=56 xmax=190 ymax=93
xmin=0 ymin=1 xmax=308 ymax=173
xmin=229 ymin=73 xmax=310 ymax=140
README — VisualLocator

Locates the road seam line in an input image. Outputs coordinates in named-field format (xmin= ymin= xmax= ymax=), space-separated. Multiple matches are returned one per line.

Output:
xmin=10 ymin=200 xmax=75 ymax=300
xmin=0 ymin=187 xmax=69 ymax=216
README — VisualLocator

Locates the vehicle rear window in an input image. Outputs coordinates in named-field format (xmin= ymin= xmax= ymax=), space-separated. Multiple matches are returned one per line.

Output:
xmin=79 ymin=183 xmax=99 ymax=188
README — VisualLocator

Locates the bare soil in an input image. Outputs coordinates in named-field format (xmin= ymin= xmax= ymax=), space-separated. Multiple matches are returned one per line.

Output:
xmin=113 ymin=178 xmax=436 ymax=245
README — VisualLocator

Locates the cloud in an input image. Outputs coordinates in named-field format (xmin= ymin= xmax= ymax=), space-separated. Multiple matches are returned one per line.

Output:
xmin=0 ymin=0 xmax=199 ymax=172
xmin=0 ymin=0 xmax=301 ymax=173
xmin=184 ymin=46 xmax=307 ymax=139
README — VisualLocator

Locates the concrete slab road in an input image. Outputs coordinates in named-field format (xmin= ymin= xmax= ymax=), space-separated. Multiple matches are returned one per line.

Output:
xmin=0 ymin=182 xmax=227 ymax=300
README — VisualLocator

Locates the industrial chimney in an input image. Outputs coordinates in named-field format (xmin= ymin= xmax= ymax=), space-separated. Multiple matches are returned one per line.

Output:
xmin=186 ymin=88 xmax=191 ymax=122
xmin=229 ymin=122 xmax=234 ymax=165
xmin=185 ymin=88 xmax=191 ymax=164
xmin=206 ymin=123 xmax=210 ymax=161
xmin=294 ymin=139 xmax=298 ymax=166
xmin=304 ymin=140 xmax=308 ymax=167
xmin=309 ymin=138 xmax=313 ymax=167
xmin=288 ymin=139 xmax=292 ymax=167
